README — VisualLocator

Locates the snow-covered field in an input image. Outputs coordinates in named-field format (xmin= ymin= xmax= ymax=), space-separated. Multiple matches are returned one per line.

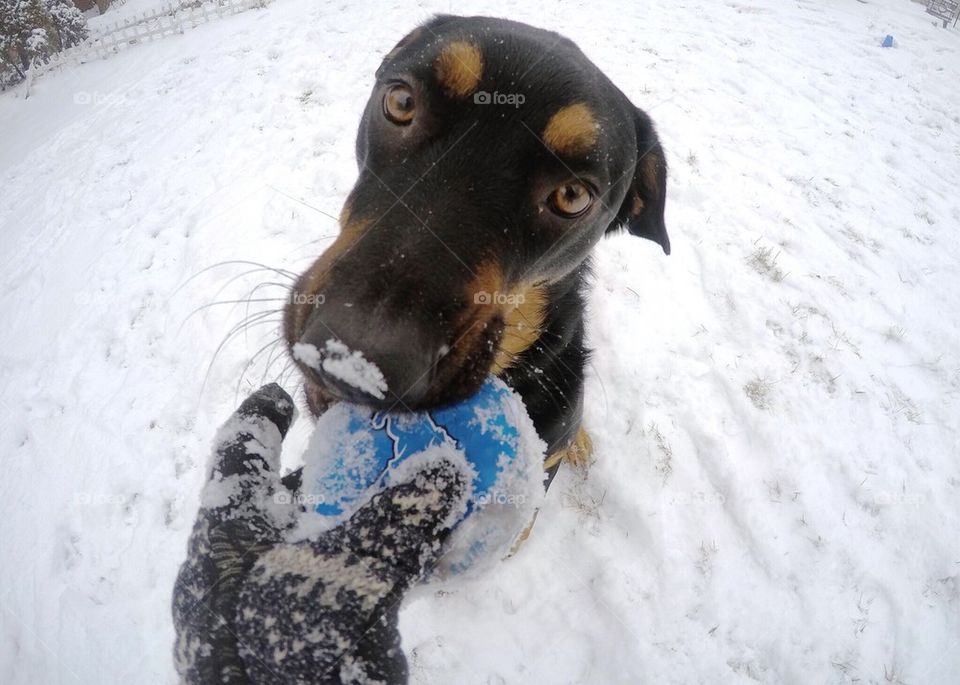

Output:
xmin=2 ymin=0 xmax=959 ymax=682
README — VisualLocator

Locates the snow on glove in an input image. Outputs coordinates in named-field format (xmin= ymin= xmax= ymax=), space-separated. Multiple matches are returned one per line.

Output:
xmin=172 ymin=384 xmax=471 ymax=684
xmin=172 ymin=383 xmax=297 ymax=683
xmin=295 ymin=375 xmax=547 ymax=579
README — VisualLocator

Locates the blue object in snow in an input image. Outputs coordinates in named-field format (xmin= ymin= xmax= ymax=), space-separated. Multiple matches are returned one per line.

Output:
xmin=882 ymin=35 xmax=894 ymax=48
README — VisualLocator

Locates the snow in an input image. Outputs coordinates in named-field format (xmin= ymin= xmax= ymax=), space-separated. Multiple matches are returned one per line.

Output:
xmin=1 ymin=0 xmax=959 ymax=683
xmin=293 ymin=338 xmax=389 ymax=400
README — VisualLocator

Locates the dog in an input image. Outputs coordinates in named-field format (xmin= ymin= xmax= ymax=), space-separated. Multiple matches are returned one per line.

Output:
xmin=283 ymin=15 xmax=669 ymax=486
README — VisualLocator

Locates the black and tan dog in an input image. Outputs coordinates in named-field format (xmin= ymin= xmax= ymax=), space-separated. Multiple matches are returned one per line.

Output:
xmin=284 ymin=15 xmax=669 ymax=484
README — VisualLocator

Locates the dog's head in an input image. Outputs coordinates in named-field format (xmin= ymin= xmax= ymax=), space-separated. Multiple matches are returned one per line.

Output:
xmin=285 ymin=15 xmax=669 ymax=412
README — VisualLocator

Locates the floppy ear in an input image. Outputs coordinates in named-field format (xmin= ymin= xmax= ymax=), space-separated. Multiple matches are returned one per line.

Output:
xmin=610 ymin=107 xmax=670 ymax=255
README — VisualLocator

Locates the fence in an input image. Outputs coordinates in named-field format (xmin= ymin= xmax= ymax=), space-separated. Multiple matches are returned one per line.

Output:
xmin=926 ymin=0 xmax=960 ymax=27
xmin=29 ymin=0 xmax=271 ymax=80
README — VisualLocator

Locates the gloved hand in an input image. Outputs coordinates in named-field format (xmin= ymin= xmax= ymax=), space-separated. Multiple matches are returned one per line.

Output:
xmin=172 ymin=384 xmax=469 ymax=684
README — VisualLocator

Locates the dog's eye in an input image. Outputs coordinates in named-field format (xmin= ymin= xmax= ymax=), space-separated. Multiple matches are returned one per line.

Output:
xmin=549 ymin=182 xmax=593 ymax=218
xmin=383 ymin=84 xmax=416 ymax=125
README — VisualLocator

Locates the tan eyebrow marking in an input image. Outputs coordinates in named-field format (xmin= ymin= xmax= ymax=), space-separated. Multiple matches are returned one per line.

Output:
xmin=542 ymin=103 xmax=600 ymax=156
xmin=435 ymin=41 xmax=483 ymax=98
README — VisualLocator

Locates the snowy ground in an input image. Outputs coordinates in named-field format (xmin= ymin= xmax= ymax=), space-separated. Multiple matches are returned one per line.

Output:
xmin=1 ymin=0 xmax=959 ymax=682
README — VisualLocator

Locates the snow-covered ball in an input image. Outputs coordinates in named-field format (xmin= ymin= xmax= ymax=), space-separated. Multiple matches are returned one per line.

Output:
xmin=293 ymin=375 xmax=547 ymax=579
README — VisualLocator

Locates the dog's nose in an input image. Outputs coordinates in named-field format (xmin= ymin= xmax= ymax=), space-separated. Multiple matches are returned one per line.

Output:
xmin=296 ymin=297 xmax=444 ymax=407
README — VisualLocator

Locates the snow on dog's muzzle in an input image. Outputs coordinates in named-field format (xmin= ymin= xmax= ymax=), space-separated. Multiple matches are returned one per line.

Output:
xmin=293 ymin=289 xmax=447 ymax=407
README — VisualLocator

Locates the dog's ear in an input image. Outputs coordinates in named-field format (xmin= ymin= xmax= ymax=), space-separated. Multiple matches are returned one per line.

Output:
xmin=610 ymin=107 xmax=670 ymax=255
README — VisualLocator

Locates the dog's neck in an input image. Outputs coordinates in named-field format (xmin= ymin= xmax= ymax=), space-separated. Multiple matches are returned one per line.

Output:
xmin=499 ymin=264 xmax=589 ymax=459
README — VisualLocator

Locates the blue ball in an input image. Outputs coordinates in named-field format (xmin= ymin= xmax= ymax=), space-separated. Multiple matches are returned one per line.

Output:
xmin=297 ymin=375 xmax=546 ymax=577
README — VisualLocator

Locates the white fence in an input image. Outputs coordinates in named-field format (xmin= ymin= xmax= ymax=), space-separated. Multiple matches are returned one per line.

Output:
xmin=926 ymin=0 xmax=960 ymax=27
xmin=29 ymin=0 xmax=271 ymax=80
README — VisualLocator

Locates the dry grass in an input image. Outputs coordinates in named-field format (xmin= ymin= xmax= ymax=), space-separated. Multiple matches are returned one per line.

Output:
xmin=646 ymin=422 xmax=673 ymax=483
xmin=744 ymin=377 xmax=773 ymax=410
xmin=747 ymin=244 xmax=787 ymax=282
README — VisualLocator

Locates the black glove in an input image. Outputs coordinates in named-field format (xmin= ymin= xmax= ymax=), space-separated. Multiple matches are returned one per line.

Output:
xmin=172 ymin=384 xmax=468 ymax=684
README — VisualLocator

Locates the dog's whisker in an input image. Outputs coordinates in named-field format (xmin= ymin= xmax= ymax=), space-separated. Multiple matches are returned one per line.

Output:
xmin=278 ymin=360 xmax=298 ymax=389
xmin=259 ymin=338 xmax=290 ymax=387
xmin=244 ymin=282 xmax=291 ymax=334
xmin=284 ymin=234 xmax=340 ymax=257
xmin=215 ymin=316 xmax=283 ymax=363
xmin=178 ymin=299 xmax=285 ymax=334
xmin=210 ymin=268 xmax=291 ymax=305
xmin=267 ymin=184 xmax=342 ymax=224
xmin=234 ymin=336 xmax=285 ymax=406
xmin=587 ymin=359 xmax=610 ymax=419
xmin=229 ymin=314 xmax=284 ymax=343
xmin=199 ymin=314 xmax=283 ymax=399
xmin=174 ymin=260 xmax=296 ymax=298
